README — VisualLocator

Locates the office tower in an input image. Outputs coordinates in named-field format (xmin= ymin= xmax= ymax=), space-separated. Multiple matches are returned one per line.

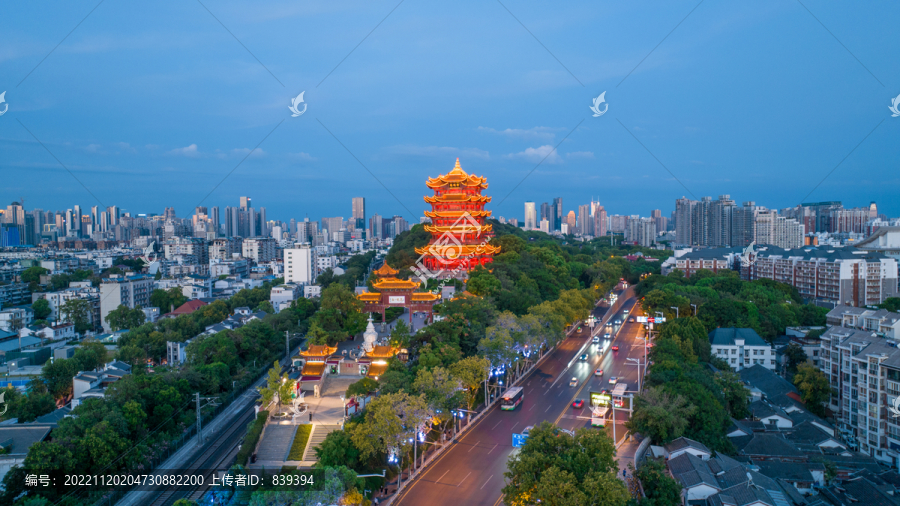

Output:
xmin=223 ymin=206 xmax=239 ymax=237
xmin=625 ymin=217 xmax=656 ymax=247
xmin=272 ymin=225 xmax=283 ymax=240
xmin=524 ymin=202 xmax=537 ymax=230
xmin=289 ymin=218 xmax=297 ymax=238
xmin=552 ymin=197 xmax=563 ymax=231
xmin=297 ymin=218 xmax=318 ymax=244
xmin=593 ymin=205 xmax=607 ymax=237
xmin=651 ymin=209 xmax=661 ymax=219
xmin=870 ymin=201 xmax=878 ymax=219
xmin=163 ymin=207 xmax=176 ymax=221
xmin=80 ymin=215 xmax=91 ymax=237
xmin=369 ymin=214 xmax=383 ymax=240
xmin=240 ymin=196 xmax=251 ymax=211
xmin=321 ymin=217 xmax=343 ymax=238
xmin=675 ymin=197 xmax=696 ymax=246
xmin=259 ymin=207 xmax=266 ymax=235
xmin=73 ymin=205 xmax=82 ymax=236
xmin=540 ymin=202 xmax=551 ymax=225
xmin=352 ymin=197 xmax=366 ymax=230
xmin=248 ymin=208 xmax=258 ymax=237
xmin=690 ymin=197 xmax=713 ymax=247
xmin=577 ymin=205 xmax=591 ymax=235
xmin=566 ymin=211 xmax=576 ymax=232
xmin=108 ymin=206 xmax=120 ymax=226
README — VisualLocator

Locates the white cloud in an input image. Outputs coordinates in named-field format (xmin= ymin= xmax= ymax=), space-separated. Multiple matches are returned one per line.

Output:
xmin=115 ymin=142 xmax=137 ymax=154
xmin=477 ymin=126 xmax=561 ymax=141
xmin=384 ymin=145 xmax=490 ymax=160
xmin=84 ymin=144 xmax=102 ymax=154
xmin=231 ymin=147 xmax=267 ymax=158
xmin=506 ymin=145 xmax=562 ymax=165
xmin=566 ymin=151 xmax=594 ymax=160
xmin=287 ymin=152 xmax=317 ymax=162
xmin=167 ymin=144 xmax=200 ymax=157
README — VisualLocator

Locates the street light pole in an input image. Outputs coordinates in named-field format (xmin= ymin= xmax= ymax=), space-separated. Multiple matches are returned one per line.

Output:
xmin=670 ymin=306 xmax=679 ymax=318
xmin=691 ymin=304 xmax=697 ymax=316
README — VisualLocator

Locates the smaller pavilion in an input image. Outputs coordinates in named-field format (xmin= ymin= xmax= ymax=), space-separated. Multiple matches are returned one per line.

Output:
xmin=294 ymin=344 xmax=337 ymax=396
xmin=357 ymin=263 xmax=441 ymax=324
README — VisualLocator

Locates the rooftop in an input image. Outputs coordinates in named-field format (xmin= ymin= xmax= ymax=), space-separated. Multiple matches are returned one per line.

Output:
xmin=710 ymin=328 xmax=769 ymax=347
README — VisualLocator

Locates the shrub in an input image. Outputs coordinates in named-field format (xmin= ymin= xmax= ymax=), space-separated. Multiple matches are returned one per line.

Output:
xmin=236 ymin=411 xmax=268 ymax=466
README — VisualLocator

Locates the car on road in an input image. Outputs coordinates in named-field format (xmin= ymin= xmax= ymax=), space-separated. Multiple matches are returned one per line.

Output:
xmin=628 ymin=317 xmax=635 ymax=323
xmin=569 ymin=377 xmax=578 ymax=387
xmin=594 ymin=368 xmax=604 ymax=376
xmin=623 ymin=309 xmax=629 ymax=314
xmin=614 ymin=319 xmax=621 ymax=324
xmin=592 ymin=335 xmax=600 ymax=343
xmin=577 ymin=327 xmax=583 ymax=333
xmin=609 ymin=376 xmax=618 ymax=384
xmin=611 ymin=345 xmax=619 ymax=352
xmin=523 ymin=425 xmax=533 ymax=437
xmin=604 ymin=333 xmax=611 ymax=339
xmin=572 ymin=399 xmax=584 ymax=409
xmin=580 ymin=353 xmax=588 ymax=361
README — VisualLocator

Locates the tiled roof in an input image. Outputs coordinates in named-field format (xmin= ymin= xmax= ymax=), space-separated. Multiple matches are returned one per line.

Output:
xmin=737 ymin=434 xmax=804 ymax=458
xmin=710 ymin=328 xmax=768 ymax=347
xmin=738 ymin=364 xmax=798 ymax=398
xmin=666 ymin=436 xmax=712 ymax=455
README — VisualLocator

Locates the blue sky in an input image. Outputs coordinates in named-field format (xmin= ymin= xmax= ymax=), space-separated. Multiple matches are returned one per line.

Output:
xmin=2 ymin=0 xmax=899 ymax=223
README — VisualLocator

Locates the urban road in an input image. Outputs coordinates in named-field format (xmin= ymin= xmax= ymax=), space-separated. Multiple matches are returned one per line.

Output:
xmin=394 ymin=296 xmax=649 ymax=506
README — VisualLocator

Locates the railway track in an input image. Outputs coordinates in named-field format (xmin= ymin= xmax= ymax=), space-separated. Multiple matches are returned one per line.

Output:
xmin=147 ymin=407 xmax=256 ymax=506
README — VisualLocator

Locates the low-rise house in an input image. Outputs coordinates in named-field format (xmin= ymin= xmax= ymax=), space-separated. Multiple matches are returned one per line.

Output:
xmin=270 ymin=284 xmax=300 ymax=313
xmin=0 ymin=307 xmax=34 ymax=332
xmin=665 ymin=436 xmax=713 ymax=461
xmin=162 ymin=299 xmax=208 ymax=319
xmin=71 ymin=361 xmax=132 ymax=406
xmin=0 ymin=425 xmax=53 ymax=483
xmin=711 ymin=328 xmax=776 ymax=371
xmin=826 ymin=305 xmax=900 ymax=338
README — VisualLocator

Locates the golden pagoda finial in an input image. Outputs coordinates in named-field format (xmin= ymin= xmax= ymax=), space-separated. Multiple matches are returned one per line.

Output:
xmin=451 ymin=158 xmax=467 ymax=176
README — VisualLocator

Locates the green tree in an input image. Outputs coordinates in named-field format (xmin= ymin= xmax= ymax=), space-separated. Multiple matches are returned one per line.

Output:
xmin=73 ymin=341 xmax=108 ymax=371
xmin=878 ymin=297 xmax=900 ymax=313
xmin=390 ymin=319 xmax=411 ymax=348
xmin=625 ymin=387 xmax=695 ymax=444
xmin=350 ymin=392 xmax=431 ymax=462
xmin=22 ymin=266 xmax=50 ymax=283
xmin=716 ymin=370 xmax=751 ymax=419
xmin=41 ymin=358 xmax=78 ymax=399
xmin=105 ymin=304 xmax=147 ymax=331
xmin=346 ymin=378 xmax=379 ymax=398
xmin=783 ymin=342 xmax=808 ymax=376
xmin=413 ymin=366 xmax=461 ymax=431
xmin=315 ymin=428 xmax=362 ymax=471
xmin=59 ymin=298 xmax=93 ymax=332
xmin=32 ymin=298 xmax=52 ymax=320
xmin=257 ymin=361 xmax=283 ymax=408
xmin=503 ymin=422 xmax=627 ymax=506
xmin=635 ymin=459 xmax=683 ymax=505
xmin=793 ymin=362 xmax=831 ymax=417
xmin=450 ymin=356 xmax=490 ymax=419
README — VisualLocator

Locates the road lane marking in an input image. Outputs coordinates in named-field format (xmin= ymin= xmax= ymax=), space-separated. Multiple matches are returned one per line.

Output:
xmin=481 ymin=475 xmax=494 ymax=489
xmin=487 ymin=443 xmax=498 ymax=455
xmin=469 ymin=440 xmax=479 ymax=452
xmin=491 ymin=420 xmax=502 ymax=430
xmin=545 ymin=405 xmax=552 ymax=412
xmin=529 ymin=403 xmax=535 ymax=411
xmin=436 ymin=470 xmax=449 ymax=484
xmin=458 ymin=471 xmax=471 ymax=487
xmin=511 ymin=421 xmax=519 ymax=432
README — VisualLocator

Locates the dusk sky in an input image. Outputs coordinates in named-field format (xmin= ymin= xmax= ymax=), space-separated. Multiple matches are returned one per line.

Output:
xmin=2 ymin=0 xmax=899 ymax=222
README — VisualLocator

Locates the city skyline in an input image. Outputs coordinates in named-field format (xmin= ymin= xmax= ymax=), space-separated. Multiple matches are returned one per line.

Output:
xmin=3 ymin=2 xmax=899 ymax=219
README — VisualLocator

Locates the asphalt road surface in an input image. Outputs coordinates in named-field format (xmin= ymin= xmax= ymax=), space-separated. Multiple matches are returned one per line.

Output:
xmin=394 ymin=297 xmax=646 ymax=506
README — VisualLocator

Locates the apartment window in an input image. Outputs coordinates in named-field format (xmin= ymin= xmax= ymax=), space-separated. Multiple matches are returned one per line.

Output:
xmin=731 ymin=349 xmax=736 ymax=355
xmin=744 ymin=359 xmax=750 ymax=364
xmin=770 ymin=360 xmax=775 ymax=365
xmin=731 ymin=358 xmax=736 ymax=364
xmin=753 ymin=349 xmax=758 ymax=356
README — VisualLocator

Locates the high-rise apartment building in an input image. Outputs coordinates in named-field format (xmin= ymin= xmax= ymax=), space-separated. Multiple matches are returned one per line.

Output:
xmin=594 ymin=205 xmax=607 ymax=237
xmin=209 ymin=238 xmax=241 ymax=261
xmin=242 ymin=237 xmax=277 ymax=263
xmin=675 ymin=197 xmax=695 ymax=246
xmin=524 ymin=202 xmax=537 ymax=230
xmin=540 ymin=203 xmax=551 ymax=226
xmin=566 ymin=211 xmax=576 ymax=232
xmin=284 ymin=244 xmax=317 ymax=285
xmin=321 ymin=217 xmax=343 ymax=238
xmin=754 ymin=211 xmax=804 ymax=249
xmin=801 ymin=201 xmax=842 ymax=233
xmin=709 ymin=195 xmax=735 ymax=247
xmin=730 ymin=202 xmax=761 ymax=248
xmin=830 ymin=207 xmax=870 ymax=234
xmin=369 ymin=214 xmax=383 ymax=241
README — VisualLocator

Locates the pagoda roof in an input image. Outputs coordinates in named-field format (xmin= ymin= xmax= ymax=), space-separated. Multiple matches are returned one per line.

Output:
xmin=299 ymin=344 xmax=337 ymax=357
xmin=358 ymin=292 xmax=382 ymax=302
xmin=373 ymin=263 xmax=399 ymax=277
xmin=367 ymin=362 xmax=390 ymax=379
xmin=425 ymin=158 xmax=488 ymax=189
xmin=424 ymin=223 xmax=493 ymax=235
xmin=372 ymin=278 xmax=422 ymax=290
xmin=411 ymin=292 xmax=441 ymax=302
xmin=415 ymin=243 xmax=501 ymax=256
xmin=367 ymin=345 xmax=399 ymax=358
xmin=425 ymin=194 xmax=491 ymax=204
xmin=425 ymin=210 xmax=492 ymax=219
xmin=300 ymin=362 xmax=326 ymax=376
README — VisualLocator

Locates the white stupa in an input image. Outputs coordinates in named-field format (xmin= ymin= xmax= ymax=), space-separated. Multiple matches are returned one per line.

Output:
xmin=363 ymin=316 xmax=378 ymax=353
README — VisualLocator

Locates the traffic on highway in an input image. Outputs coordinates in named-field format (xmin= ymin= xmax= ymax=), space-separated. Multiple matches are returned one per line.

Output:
xmin=394 ymin=292 xmax=650 ymax=506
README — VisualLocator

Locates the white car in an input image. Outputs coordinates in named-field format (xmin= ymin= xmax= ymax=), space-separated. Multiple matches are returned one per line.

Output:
xmin=609 ymin=376 xmax=618 ymax=385
xmin=569 ymin=377 xmax=578 ymax=387
xmin=523 ymin=425 xmax=534 ymax=437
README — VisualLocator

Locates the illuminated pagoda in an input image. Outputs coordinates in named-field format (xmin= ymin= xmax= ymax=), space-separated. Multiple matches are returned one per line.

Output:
xmin=357 ymin=263 xmax=440 ymax=324
xmin=415 ymin=158 xmax=500 ymax=275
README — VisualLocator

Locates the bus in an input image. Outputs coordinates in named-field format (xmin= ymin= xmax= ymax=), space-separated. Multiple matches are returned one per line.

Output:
xmin=500 ymin=387 xmax=525 ymax=410
xmin=612 ymin=383 xmax=628 ymax=408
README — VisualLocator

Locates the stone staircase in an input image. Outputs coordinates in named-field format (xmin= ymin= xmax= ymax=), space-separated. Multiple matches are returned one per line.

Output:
xmin=302 ymin=424 xmax=343 ymax=462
